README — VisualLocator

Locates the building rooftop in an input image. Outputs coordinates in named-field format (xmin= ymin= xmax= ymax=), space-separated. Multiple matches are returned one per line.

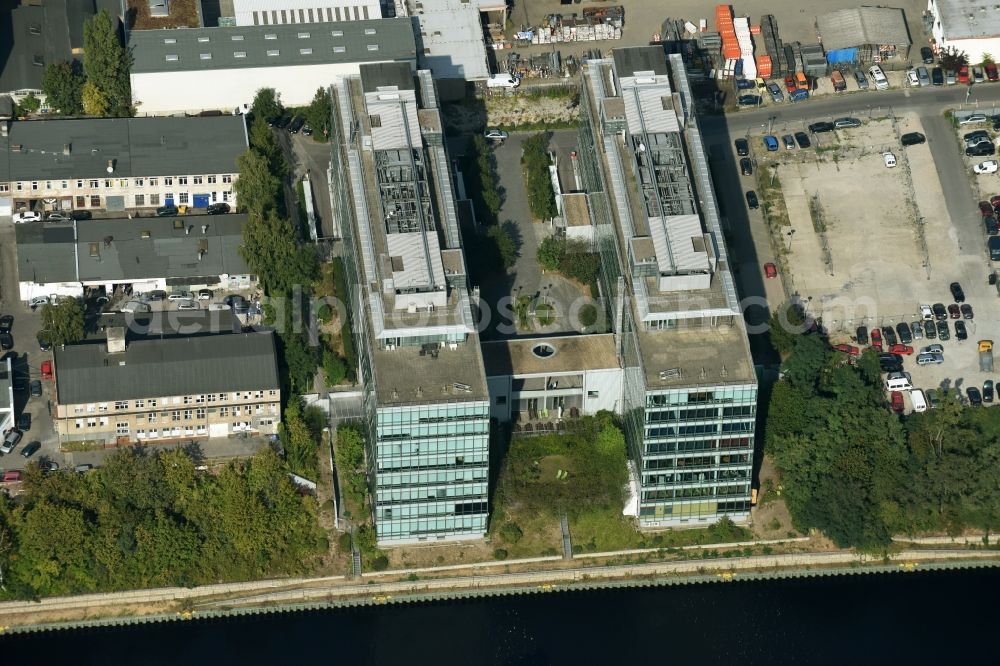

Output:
xmin=562 ymin=193 xmax=591 ymax=228
xmin=54 ymin=331 xmax=279 ymax=404
xmin=637 ymin=322 xmax=756 ymax=389
xmin=612 ymin=47 xmax=670 ymax=79
xmin=91 ymin=310 xmax=242 ymax=339
xmin=411 ymin=0 xmax=490 ymax=80
xmin=933 ymin=0 xmax=1000 ymax=40
xmin=373 ymin=332 xmax=489 ymax=405
xmin=0 ymin=357 xmax=11 ymax=412
xmin=816 ymin=6 xmax=912 ymax=49
xmin=481 ymin=334 xmax=619 ymax=377
xmin=129 ymin=17 xmax=416 ymax=73
xmin=16 ymin=214 xmax=250 ymax=285
xmin=0 ymin=115 xmax=248 ymax=181
xmin=0 ymin=0 xmax=119 ymax=95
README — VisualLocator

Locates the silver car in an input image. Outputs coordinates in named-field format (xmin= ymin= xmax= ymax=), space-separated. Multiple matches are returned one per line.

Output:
xmin=921 ymin=344 xmax=944 ymax=354
xmin=916 ymin=352 xmax=944 ymax=365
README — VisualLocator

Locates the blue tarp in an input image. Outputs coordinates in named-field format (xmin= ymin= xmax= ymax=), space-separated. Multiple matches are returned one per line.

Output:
xmin=827 ymin=48 xmax=858 ymax=65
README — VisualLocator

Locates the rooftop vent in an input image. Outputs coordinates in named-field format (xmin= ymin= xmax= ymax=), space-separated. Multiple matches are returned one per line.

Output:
xmin=63 ymin=143 xmax=71 ymax=155
xmin=141 ymin=230 xmax=151 ymax=239
xmin=531 ymin=343 xmax=556 ymax=358
xmin=28 ymin=24 xmax=40 ymax=35
xmin=148 ymin=0 xmax=169 ymax=18
xmin=453 ymin=382 xmax=472 ymax=393
xmin=106 ymin=159 xmax=114 ymax=174
xmin=32 ymin=54 xmax=44 ymax=67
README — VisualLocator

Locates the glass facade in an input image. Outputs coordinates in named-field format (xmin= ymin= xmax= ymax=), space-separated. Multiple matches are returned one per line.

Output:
xmin=373 ymin=401 xmax=490 ymax=541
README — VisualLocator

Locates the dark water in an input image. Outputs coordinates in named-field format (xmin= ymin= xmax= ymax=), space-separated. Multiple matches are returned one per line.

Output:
xmin=4 ymin=568 xmax=998 ymax=665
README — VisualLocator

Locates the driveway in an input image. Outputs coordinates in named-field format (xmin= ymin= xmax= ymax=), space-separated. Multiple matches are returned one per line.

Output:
xmin=279 ymin=130 xmax=335 ymax=241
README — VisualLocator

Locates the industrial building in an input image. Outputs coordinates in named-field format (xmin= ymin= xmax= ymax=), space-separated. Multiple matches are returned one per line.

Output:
xmin=0 ymin=115 xmax=247 ymax=215
xmin=52 ymin=331 xmax=281 ymax=446
xmin=928 ymin=0 xmax=1000 ymax=60
xmin=128 ymin=18 xmax=416 ymax=115
xmin=15 ymin=215 xmax=254 ymax=302
xmin=817 ymin=6 xmax=912 ymax=65
xmin=573 ymin=47 xmax=758 ymax=527
xmin=329 ymin=61 xmax=489 ymax=545
xmin=228 ymin=0 xmax=382 ymax=26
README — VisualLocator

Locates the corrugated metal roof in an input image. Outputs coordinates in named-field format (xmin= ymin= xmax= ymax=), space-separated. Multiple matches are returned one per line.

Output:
xmin=817 ymin=6 xmax=912 ymax=50
xmin=54 ymin=332 xmax=279 ymax=404
xmin=613 ymin=47 xmax=670 ymax=78
xmin=412 ymin=0 xmax=490 ymax=80
xmin=623 ymin=86 xmax=679 ymax=135
xmin=129 ymin=17 xmax=416 ymax=73
xmin=3 ymin=116 xmax=247 ymax=181
xmin=386 ymin=231 xmax=444 ymax=290
xmin=649 ymin=214 xmax=710 ymax=274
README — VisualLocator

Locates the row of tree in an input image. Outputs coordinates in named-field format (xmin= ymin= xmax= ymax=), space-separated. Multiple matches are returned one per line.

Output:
xmin=0 ymin=448 xmax=327 ymax=599
xmin=521 ymin=133 xmax=558 ymax=221
xmin=766 ymin=333 xmax=1000 ymax=550
xmin=40 ymin=10 xmax=131 ymax=117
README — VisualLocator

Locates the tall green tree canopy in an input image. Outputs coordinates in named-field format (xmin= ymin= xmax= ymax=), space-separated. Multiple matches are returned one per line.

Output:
xmin=40 ymin=297 xmax=85 ymax=346
xmin=83 ymin=10 xmax=132 ymax=117
xmin=41 ymin=61 xmax=84 ymax=115
xmin=251 ymin=87 xmax=283 ymax=124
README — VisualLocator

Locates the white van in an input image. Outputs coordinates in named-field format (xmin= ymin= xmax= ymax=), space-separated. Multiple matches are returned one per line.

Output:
xmin=910 ymin=389 xmax=927 ymax=413
xmin=486 ymin=74 xmax=519 ymax=89
xmin=886 ymin=376 xmax=913 ymax=391
xmin=868 ymin=65 xmax=889 ymax=90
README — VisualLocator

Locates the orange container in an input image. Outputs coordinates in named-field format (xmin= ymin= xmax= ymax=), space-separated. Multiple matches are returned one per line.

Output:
xmin=750 ymin=25 xmax=762 ymax=34
xmin=756 ymin=55 xmax=772 ymax=78
xmin=723 ymin=45 xmax=742 ymax=59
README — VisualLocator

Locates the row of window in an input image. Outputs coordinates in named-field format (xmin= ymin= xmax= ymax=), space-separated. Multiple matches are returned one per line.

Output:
xmin=642 ymin=484 xmax=749 ymax=501
xmin=381 ymin=501 xmax=487 ymax=521
xmin=646 ymin=421 xmax=755 ymax=437
xmin=74 ymin=413 xmax=275 ymax=431
xmin=133 ymin=422 xmax=272 ymax=439
xmin=162 ymin=27 xmax=373 ymax=44
xmin=376 ymin=470 xmax=489 ymax=488
xmin=167 ymin=43 xmax=380 ymax=62
xmin=375 ymin=515 xmax=486 ymax=539
xmin=377 ymin=454 xmax=487 ymax=472
xmin=12 ymin=175 xmax=233 ymax=192
xmin=643 ymin=468 xmax=751 ymax=486
xmin=647 ymin=405 xmax=756 ymax=422
xmin=638 ymin=500 xmax=751 ymax=518
xmin=377 ymin=438 xmax=488 ymax=457
xmin=643 ymin=453 xmax=750 ymax=470
xmin=73 ymin=392 xmax=277 ymax=413
xmin=644 ymin=436 xmax=754 ymax=455
xmin=376 ymin=484 xmax=487 ymax=504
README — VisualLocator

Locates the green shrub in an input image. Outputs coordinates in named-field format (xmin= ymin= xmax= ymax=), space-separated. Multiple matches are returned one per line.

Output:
xmin=323 ymin=350 xmax=347 ymax=386
xmin=493 ymin=548 xmax=509 ymax=560
xmin=337 ymin=532 xmax=353 ymax=551
xmin=370 ymin=555 xmax=389 ymax=571
xmin=500 ymin=522 xmax=524 ymax=544
xmin=578 ymin=304 xmax=597 ymax=328
xmin=316 ymin=303 xmax=333 ymax=323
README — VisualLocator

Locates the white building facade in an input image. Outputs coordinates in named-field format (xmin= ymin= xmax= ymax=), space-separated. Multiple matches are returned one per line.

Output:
xmin=928 ymin=0 xmax=1000 ymax=60
xmin=231 ymin=0 xmax=382 ymax=26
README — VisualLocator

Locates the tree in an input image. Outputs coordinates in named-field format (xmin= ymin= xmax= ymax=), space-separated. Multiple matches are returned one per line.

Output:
xmin=248 ymin=115 xmax=287 ymax=179
xmin=322 ymin=350 xmax=346 ymax=386
xmin=939 ymin=46 xmax=969 ymax=72
xmin=983 ymin=53 xmax=995 ymax=65
xmin=17 ymin=93 xmax=40 ymax=115
xmin=234 ymin=149 xmax=281 ymax=218
xmin=40 ymin=297 xmax=85 ymax=346
xmin=251 ymin=88 xmax=283 ymax=124
xmin=41 ymin=61 xmax=84 ymax=115
xmin=279 ymin=398 xmax=320 ymax=478
xmin=537 ymin=235 xmax=564 ymax=271
xmin=303 ymin=87 xmax=332 ymax=139
xmin=83 ymin=10 xmax=132 ymax=116
xmin=521 ymin=133 xmax=558 ymax=220
xmin=240 ymin=209 xmax=317 ymax=294
xmin=82 ymin=81 xmax=108 ymax=116
xmin=488 ymin=221 xmax=518 ymax=270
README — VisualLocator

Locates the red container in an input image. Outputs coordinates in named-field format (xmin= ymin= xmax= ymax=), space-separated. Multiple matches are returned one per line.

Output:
xmin=756 ymin=55 xmax=772 ymax=78
xmin=750 ymin=25 xmax=762 ymax=34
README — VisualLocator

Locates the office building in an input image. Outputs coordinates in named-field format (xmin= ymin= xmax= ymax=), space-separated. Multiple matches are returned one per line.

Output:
xmin=577 ymin=47 xmax=758 ymax=527
xmin=330 ymin=62 xmax=489 ymax=544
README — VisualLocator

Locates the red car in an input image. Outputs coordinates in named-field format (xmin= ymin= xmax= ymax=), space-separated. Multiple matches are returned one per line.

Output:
xmin=1 ymin=470 xmax=22 ymax=482
xmin=991 ymin=194 xmax=1000 ymax=209
xmin=784 ymin=75 xmax=797 ymax=93
xmin=833 ymin=343 xmax=860 ymax=356
xmin=890 ymin=391 xmax=905 ymax=414
xmin=987 ymin=62 xmax=999 ymax=82
xmin=870 ymin=328 xmax=883 ymax=352
xmin=948 ymin=304 xmax=961 ymax=319
xmin=889 ymin=344 xmax=914 ymax=355
xmin=763 ymin=262 xmax=777 ymax=279
xmin=959 ymin=65 xmax=971 ymax=84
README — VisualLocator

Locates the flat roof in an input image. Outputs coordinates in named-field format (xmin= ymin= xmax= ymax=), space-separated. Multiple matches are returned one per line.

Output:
xmin=129 ymin=17 xmax=416 ymax=73
xmin=54 ymin=331 xmax=279 ymax=404
xmin=481 ymin=334 xmax=619 ymax=377
xmin=637 ymin=323 xmax=756 ymax=389
xmin=413 ymin=0 xmax=490 ymax=80
xmin=613 ymin=47 xmax=670 ymax=79
xmin=935 ymin=0 xmax=1000 ymax=39
xmin=373 ymin=333 xmax=489 ymax=405
xmin=2 ymin=116 xmax=247 ymax=181
xmin=562 ymin=193 xmax=591 ymax=227
xmin=16 ymin=214 xmax=250 ymax=284
xmin=816 ymin=6 xmax=911 ymax=50
xmin=0 ymin=358 xmax=11 ymax=412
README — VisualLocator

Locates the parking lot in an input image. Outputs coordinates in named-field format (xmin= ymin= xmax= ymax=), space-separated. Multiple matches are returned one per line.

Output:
xmin=742 ymin=111 xmax=1000 ymax=409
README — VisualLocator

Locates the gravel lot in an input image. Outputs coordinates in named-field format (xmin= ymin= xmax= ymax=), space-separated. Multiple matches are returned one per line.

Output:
xmin=749 ymin=112 xmax=1000 ymax=409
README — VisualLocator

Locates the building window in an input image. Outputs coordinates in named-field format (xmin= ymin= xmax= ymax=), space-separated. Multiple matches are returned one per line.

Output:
xmin=149 ymin=399 xmax=157 ymax=407
xmin=75 ymin=196 xmax=85 ymax=207
xmin=164 ymin=192 xmax=174 ymax=202
xmin=149 ymin=178 xmax=158 ymax=186
xmin=135 ymin=399 xmax=145 ymax=409
xmin=195 ymin=394 xmax=205 ymax=403
xmin=164 ymin=177 xmax=173 ymax=186
xmin=222 ymin=174 xmax=233 ymax=184
xmin=179 ymin=193 xmax=189 ymax=204
xmin=207 ymin=175 xmax=217 ymax=184
xmin=369 ymin=114 xmax=381 ymax=127
xmin=495 ymin=396 xmax=506 ymax=405
xmin=222 ymin=191 xmax=230 ymax=202
xmin=588 ymin=391 xmax=599 ymax=398
xmin=150 ymin=194 xmax=160 ymax=205
xmin=89 ymin=179 xmax=99 ymax=188
xmin=218 ymin=393 xmax=228 ymax=402
xmin=116 ymin=422 xmax=129 ymax=435
xmin=300 ymin=48 xmax=312 ymax=55
xmin=178 ymin=176 xmax=188 ymax=185
xmin=220 ymin=407 xmax=229 ymax=417
xmin=98 ymin=402 xmax=108 ymax=412
xmin=87 ymin=418 xmax=96 ymax=427
xmin=118 ymin=179 xmax=127 ymax=188
xmin=183 ymin=396 xmax=192 ymax=405
xmin=60 ymin=180 xmax=67 ymax=188
xmin=99 ymin=417 xmax=108 ymax=426
xmin=171 ymin=410 xmax=181 ymax=421
xmin=234 ymin=51 xmax=247 ymax=58
xmin=90 ymin=195 xmax=100 ymax=207
xmin=268 ymin=390 xmax=277 ymax=396
xmin=75 ymin=419 xmax=83 ymax=429
xmin=134 ymin=194 xmax=145 ymax=206
xmin=183 ymin=409 xmax=193 ymax=420
xmin=135 ymin=178 xmax=144 ymax=187
xmin=114 ymin=401 xmax=128 ymax=410
xmin=193 ymin=176 xmax=203 ymax=185
xmin=104 ymin=179 xmax=112 ymax=188
xmin=30 ymin=181 xmax=38 ymax=190
xmin=196 ymin=408 xmax=206 ymax=419
xmin=13 ymin=182 xmax=21 ymax=191
xmin=76 ymin=179 xmax=83 ymax=188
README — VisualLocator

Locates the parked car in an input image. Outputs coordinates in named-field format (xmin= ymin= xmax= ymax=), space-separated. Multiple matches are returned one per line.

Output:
xmin=833 ymin=344 xmax=860 ymax=356
xmin=1 ymin=471 xmax=22 ymax=483
xmin=782 ymin=134 xmax=796 ymax=149
xmin=948 ymin=304 xmax=961 ymax=319
xmin=961 ymin=304 xmax=974 ymax=319
xmin=959 ymin=65 xmax=971 ymax=84
xmin=889 ymin=344 xmax=914 ymax=355
xmin=916 ymin=66 xmax=931 ymax=87
xmin=974 ymin=66 xmax=986 ymax=83
xmin=917 ymin=352 xmax=944 ymax=366
xmin=763 ymin=262 xmax=777 ymax=279
xmin=197 ymin=289 xmax=214 ymax=300
xmin=794 ymin=132 xmax=811 ymax=148
xmin=906 ymin=69 xmax=920 ymax=87
xmin=12 ymin=211 xmax=41 ymax=223
xmin=37 ymin=332 xmax=51 ymax=352
xmin=961 ymin=113 xmax=988 ymax=125
xmin=484 ymin=128 xmax=508 ymax=141
xmin=176 ymin=300 xmax=199 ymax=311
xmin=856 ymin=326 xmax=869 ymax=345
xmin=763 ymin=135 xmax=779 ymax=151
xmin=925 ymin=320 xmax=937 ymax=339
xmin=950 ymin=282 xmax=966 ymax=302
xmin=967 ymin=386 xmax=983 ymax=406
xmin=167 ymin=291 xmax=193 ymax=301
xmin=932 ymin=67 xmax=945 ymax=86
xmin=932 ymin=302 xmax=947 ymax=320
xmin=921 ymin=46 xmax=935 ymax=64
xmin=881 ymin=326 xmax=898 ymax=346
xmin=45 ymin=212 xmax=71 ymax=222
xmin=17 ymin=413 xmax=31 ymax=431
xmin=927 ymin=389 xmax=941 ymax=408
xmin=896 ymin=322 xmax=913 ymax=344
xmin=738 ymin=95 xmax=762 ymax=107
xmin=980 ymin=201 xmax=995 ymax=217
xmin=922 ymin=344 xmax=945 ymax=355
xmin=0 ymin=332 xmax=12 ymax=350
xmin=288 ymin=115 xmax=306 ymax=133
xmin=853 ymin=71 xmax=869 ymax=89
xmin=0 ymin=315 xmax=12 ymax=334
xmin=946 ymin=69 xmax=957 ymax=85
xmin=868 ymin=64 xmax=889 ymax=90
xmin=20 ymin=441 xmax=40 ymax=458
xmin=985 ymin=380 xmax=995 ymax=403
xmin=0 ymin=429 xmax=22 ymax=454
xmin=974 ymin=160 xmax=999 ymax=174
xmin=767 ymin=82 xmax=783 ymax=103
xmin=206 ymin=202 xmax=231 ymax=215
xmin=988 ymin=62 xmax=1000 ymax=81
xmin=883 ymin=152 xmax=897 ymax=168
xmin=156 ymin=205 xmax=179 ymax=217
xmin=740 ymin=158 xmax=752 ymax=176
xmin=901 ymin=132 xmax=926 ymax=146
xmin=955 ymin=320 xmax=969 ymax=340
xmin=833 ymin=117 xmax=862 ymax=129
xmin=29 ymin=379 xmax=41 ymax=397
xmin=964 ymin=130 xmax=989 ymax=143
xmin=911 ymin=321 xmax=923 ymax=340
xmin=734 ymin=138 xmax=749 ymax=156
xmin=937 ymin=320 xmax=951 ymax=340
xmin=808 ymin=121 xmax=835 ymax=133
xmin=69 ymin=209 xmax=93 ymax=221
xmin=890 ymin=391 xmax=905 ymax=414
xmin=966 ymin=142 xmax=995 ymax=157
xmin=870 ymin=328 xmax=883 ymax=351
xmin=745 ymin=190 xmax=759 ymax=209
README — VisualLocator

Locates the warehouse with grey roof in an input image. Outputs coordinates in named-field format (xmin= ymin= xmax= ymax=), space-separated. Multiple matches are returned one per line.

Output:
xmin=128 ymin=17 xmax=417 ymax=115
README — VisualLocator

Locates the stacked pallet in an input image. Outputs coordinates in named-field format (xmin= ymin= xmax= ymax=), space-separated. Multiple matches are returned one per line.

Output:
xmin=760 ymin=14 xmax=784 ymax=78
xmin=799 ymin=43 xmax=827 ymax=77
